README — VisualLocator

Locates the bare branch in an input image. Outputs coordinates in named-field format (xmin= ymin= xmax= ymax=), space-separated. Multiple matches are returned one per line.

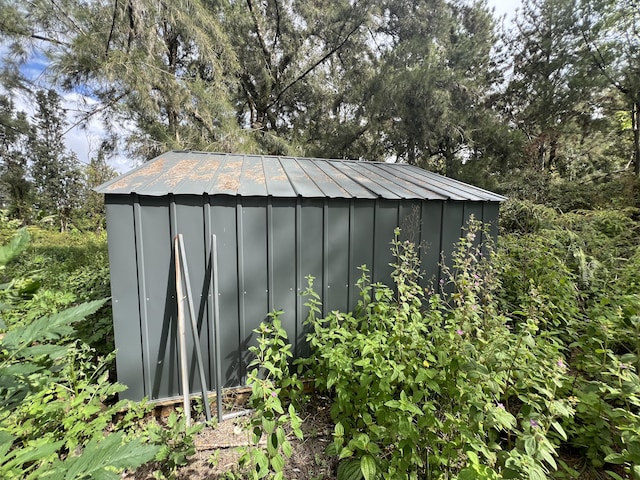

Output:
xmin=62 ymin=92 xmax=126 ymax=136
xmin=266 ymin=20 xmax=363 ymax=111
xmin=579 ymin=27 xmax=628 ymax=95
xmin=30 ymin=33 xmax=69 ymax=47
xmin=105 ymin=0 xmax=119 ymax=57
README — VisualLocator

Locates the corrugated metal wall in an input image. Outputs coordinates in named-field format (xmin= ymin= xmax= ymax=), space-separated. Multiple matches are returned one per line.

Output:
xmin=106 ymin=193 xmax=499 ymax=402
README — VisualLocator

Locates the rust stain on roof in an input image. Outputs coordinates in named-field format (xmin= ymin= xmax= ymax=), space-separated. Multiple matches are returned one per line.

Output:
xmin=243 ymin=161 xmax=266 ymax=184
xmin=104 ymin=158 xmax=169 ymax=192
xmin=96 ymin=151 xmax=506 ymax=201
xmin=213 ymin=156 xmax=243 ymax=192
xmin=154 ymin=159 xmax=200 ymax=188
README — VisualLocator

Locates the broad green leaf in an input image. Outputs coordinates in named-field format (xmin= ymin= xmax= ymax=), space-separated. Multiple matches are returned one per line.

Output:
xmin=337 ymin=459 xmax=363 ymax=480
xmin=605 ymin=471 xmax=626 ymax=480
xmin=339 ymin=447 xmax=354 ymax=459
xmin=0 ymin=229 xmax=29 ymax=267
xmin=458 ymin=468 xmax=478 ymax=480
xmin=524 ymin=436 xmax=537 ymax=456
xmin=604 ymin=453 xmax=626 ymax=465
xmin=262 ymin=417 xmax=276 ymax=434
xmin=4 ymin=440 xmax=64 ymax=473
xmin=360 ymin=455 xmax=376 ymax=480
xmin=281 ymin=440 xmax=292 ymax=458
xmin=550 ymin=421 xmax=567 ymax=441
xmin=2 ymin=299 xmax=107 ymax=350
xmin=270 ymin=453 xmax=285 ymax=472
xmin=53 ymin=432 xmax=158 ymax=480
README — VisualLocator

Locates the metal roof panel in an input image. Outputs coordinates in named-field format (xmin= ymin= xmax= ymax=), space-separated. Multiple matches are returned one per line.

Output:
xmin=278 ymin=158 xmax=325 ymax=197
xmin=238 ymin=155 xmax=268 ymax=196
xmin=262 ymin=157 xmax=297 ymax=197
xmin=95 ymin=151 xmax=506 ymax=202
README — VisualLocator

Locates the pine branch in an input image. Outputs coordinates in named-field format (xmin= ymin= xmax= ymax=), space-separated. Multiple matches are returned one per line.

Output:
xmin=30 ymin=33 xmax=69 ymax=47
xmin=266 ymin=20 xmax=364 ymax=111
xmin=61 ymin=92 xmax=127 ymax=137
xmin=105 ymin=0 xmax=119 ymax=57
xmin=46 ymin=0 xmax=86 ymax=36
xmin=579 ymin=28 xmax=628 ymax=95
xmin=246 ymin=0 xmax=274 ymax=77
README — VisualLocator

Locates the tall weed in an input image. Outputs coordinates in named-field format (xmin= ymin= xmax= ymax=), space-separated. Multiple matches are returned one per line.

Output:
xmin=305 ymin=222 xmax=572 ymax=479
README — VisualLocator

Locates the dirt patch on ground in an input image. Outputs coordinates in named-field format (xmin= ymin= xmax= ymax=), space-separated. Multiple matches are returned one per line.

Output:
xmin=129 ymin=395 xmax=337 ymax=479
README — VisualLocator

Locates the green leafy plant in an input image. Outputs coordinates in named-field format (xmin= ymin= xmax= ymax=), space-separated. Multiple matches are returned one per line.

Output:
xmin=144 ymin=410 xmax=204 ymax=479
xmin=239 ymin=311 xmax=304 ymax=480
xmin=0 ymin=228 xmax=159 ymax=479
xmin=305 ymin=223 xmax=574 ymax=479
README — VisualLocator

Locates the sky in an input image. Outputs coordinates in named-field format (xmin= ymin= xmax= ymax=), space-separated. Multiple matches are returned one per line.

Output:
xmin=488 ymin=0 xmax=521 ymax=21
xmin=10 ymin=0 xmax=522 ymax=175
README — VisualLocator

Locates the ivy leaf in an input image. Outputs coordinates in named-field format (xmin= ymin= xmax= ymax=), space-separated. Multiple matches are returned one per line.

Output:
xmin=550 ymin=421 xmax=567 ymax=441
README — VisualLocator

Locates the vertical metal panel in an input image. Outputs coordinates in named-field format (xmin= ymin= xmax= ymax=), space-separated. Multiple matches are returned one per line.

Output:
xmin=209 ymin=197 xmax=241 ymax=387
xmin=465 ymin=202 xmax=484 ymax=225
xmin=105 ymin=196 xmax=144 ymax=401
xmin=399 ymin=201 xmax=421 ymax=244
xmin=420 ymin=201 xmax=444 ymax=288
xmin=235 ymin=198 xmax=246 ymax=382
xmin=347 ymin=201 xmax=355 ymax=312
xmin=299 ymin=198 xmax=323 ymax=353
xmin=322 ymin=200 xmax=329 ymax=318
xmin=372 ymin=200 xmax=399 ymax=284
xmin=136 ymin=196 xmax=177 ymax=400
xmin=440 ymin=201 xmax=465 ymax=278
xmin=295 ymin=200 xmax=303 ymax=355
xmin=239 ymin=198 xmax=269 ymax=381
xmin=270 ymin=199 xmax=297 ymax=350
xmin=133 ymin=198 xmax=153 ymax=399
xmin=267 ymin=199 xmax=274 ymax=312
xmin=174 ymin=196 xmax=210 ymax=394
xmin=326 ymin=199 xmax=350 ymax=314
xmin=203 ymin=198 xmax=214 ymax=388
xmin=349 ymin=200 xmax=375 ymax=308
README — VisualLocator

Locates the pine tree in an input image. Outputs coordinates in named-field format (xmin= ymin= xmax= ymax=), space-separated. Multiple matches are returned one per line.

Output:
xmin=0 ymin=95 xmax=31 ymax=221
xmin=577 ymin=0 xmax=640 ymax=175
xmin=28 ymin=90 xmax=84 ymax=231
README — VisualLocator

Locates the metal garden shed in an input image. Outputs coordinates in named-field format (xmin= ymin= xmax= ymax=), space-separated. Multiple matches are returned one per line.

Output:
xmin=96 ymin=151 xmax=506 ymax=403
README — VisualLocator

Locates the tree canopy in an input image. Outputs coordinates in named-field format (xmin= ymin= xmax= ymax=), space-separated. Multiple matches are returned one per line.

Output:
xmin=0 ymin=0 xmax=639 ymax=225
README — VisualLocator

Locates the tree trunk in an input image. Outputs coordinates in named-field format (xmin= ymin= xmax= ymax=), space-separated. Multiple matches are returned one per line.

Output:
xmin=633 ymin=101 xmax=640 ymax=176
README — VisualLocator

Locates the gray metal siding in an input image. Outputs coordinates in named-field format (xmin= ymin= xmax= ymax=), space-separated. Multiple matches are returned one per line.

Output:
xmin=106 ymin=192 xmax=503 ymax=402
xmin=372 ymin=201 xmax=399 ymax=283
xmin=270 ymin=199 xmax=297 ymax=348
xmin=105 ymin=196 xmax=144 ymax=400
xmin=349 ymin=201 xmax=375 ymax=310
xmin=209 ymin=197 xmax=241 ymax=387
xmin=327 ymin=200 xmax=350 ymax=314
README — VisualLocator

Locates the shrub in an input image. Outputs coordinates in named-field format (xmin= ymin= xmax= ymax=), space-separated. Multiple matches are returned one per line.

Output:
xmin=305 ymin=223 xmax=572 ymax=479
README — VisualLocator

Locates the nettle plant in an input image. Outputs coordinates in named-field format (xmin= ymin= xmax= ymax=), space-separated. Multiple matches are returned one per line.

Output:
xmin=239 ymin=311 xmax=304 ymax=480
xmin=498 ymin=207 xmax=640 ymax=477
xmin=304 ymin=221 xmax=574 ymax=480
